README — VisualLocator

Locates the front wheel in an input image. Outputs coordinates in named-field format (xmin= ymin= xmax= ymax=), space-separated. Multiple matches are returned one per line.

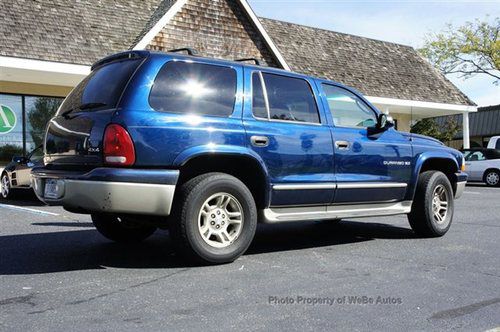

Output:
xmin=1 ymin=173 xmax=12 ymax=200
xmin=170 ymin=173 xmax=257 ymax=264
xmin=484 ymin=169 xmax=500 ymax=187
xmin=408 ymin=171 xmax=454 ymax=237
xmin=91 ymin=214 xmax=157 ymax=243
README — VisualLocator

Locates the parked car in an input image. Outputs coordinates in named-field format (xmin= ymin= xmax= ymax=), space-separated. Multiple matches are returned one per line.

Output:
xmin=463 ymin=148 xmax=500 ymax=187
xmin=487 ymin=136 xmax=500 ymax=150
xmin=32 ymin=50 xmax=467 ymax=264
xmin=1 ymin=146 xmax=43 ymax=199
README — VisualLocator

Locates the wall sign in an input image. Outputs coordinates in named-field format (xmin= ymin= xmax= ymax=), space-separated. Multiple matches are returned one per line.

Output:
xmin=0 ymin=104 xmax=17 ymax=135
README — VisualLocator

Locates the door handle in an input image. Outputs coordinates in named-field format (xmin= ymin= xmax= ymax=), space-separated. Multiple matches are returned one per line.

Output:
xmin=251 ymin=136 xmax=269 ymax=147
xmin=335 ymin=141 xmax=350 ymax=150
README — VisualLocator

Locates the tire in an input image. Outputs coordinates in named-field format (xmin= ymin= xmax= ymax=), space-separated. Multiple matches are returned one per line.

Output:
xmin=408 ymin=171 xmax=454 ymax=237
xmin=170 ymin=172 xmax=257 ymax=264
xmin=1 ymin=173 xmax=13 ymax=200
xmin=91 ymin=214 xmax=157 ymax=243
xmin=483 ymin=169 xmax=500 ymax=187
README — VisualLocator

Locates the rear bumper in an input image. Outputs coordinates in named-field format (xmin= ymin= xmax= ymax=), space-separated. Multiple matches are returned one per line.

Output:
xmin=31 ymin=167 xmax=179 ymax=216
xmin=454 ymin=172 xmax=467 ymax=199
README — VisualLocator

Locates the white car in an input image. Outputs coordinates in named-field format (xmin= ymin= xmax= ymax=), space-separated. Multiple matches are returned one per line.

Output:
xmin=463 ymin=149 xmax=500 ymax=187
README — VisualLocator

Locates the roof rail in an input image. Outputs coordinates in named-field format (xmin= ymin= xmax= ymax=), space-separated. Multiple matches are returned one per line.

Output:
xmin=235 ymin=58 xmax=262 ymax=66
xmin=168 ymin=48 xmax=199 ymax=56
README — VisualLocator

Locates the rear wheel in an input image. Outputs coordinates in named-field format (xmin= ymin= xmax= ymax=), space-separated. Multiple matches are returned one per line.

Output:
xmin=408 ymin=171 xmax=454 ymax=237
xmin=91 ymin=214 xmax=157 ymax=243
xmin=170 ymin=173 xmax=257 ymax=264
xmin=1 ymin=173 xmax=12 ymax=200
xmin=484 ymin=169 xmax=500 ymax=187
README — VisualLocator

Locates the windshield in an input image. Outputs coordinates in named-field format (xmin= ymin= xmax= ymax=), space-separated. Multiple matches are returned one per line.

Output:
xmin=58 ymin=58 xmax=142 ymax=115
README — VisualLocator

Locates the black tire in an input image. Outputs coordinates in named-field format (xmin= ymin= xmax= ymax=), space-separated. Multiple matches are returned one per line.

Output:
xmin=170 ymin=172 xmax=257 ymax=264
xmin=483 ymin=169 xmax=500 ymax=187
xmin=91 ymin=214 xmax=157 ymax=243
xmin=408 ymin=171 xmax=454 ymax=237
xmin=1 ymin=172 xmax=13 ymax=200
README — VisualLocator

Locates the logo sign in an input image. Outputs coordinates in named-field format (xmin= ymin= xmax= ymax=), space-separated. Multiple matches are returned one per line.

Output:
xmin=0 ymin=104 xmax=17 ymax=134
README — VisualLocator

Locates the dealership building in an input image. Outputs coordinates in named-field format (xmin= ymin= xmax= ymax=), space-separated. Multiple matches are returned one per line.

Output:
xmin=0 ymin=0 xmax=477 ymax=164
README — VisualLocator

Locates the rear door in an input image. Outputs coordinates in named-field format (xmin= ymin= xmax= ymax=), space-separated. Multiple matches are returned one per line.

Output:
xmin=464 ymin=150 xmax=487 ymax=180
xmin=319 ymin=83 xmax=412 ymax=204
xmin=242 ymin=69 xmax=335 ymax=207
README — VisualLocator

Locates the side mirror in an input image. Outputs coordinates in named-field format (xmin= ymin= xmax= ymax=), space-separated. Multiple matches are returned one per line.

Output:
xmin=368 ymin=114 xmax=394 ymax=137
xmin=377 ymin=114 xmax=394 ymax=130
xmin=12 ymin=156 xmax=26 ymax=163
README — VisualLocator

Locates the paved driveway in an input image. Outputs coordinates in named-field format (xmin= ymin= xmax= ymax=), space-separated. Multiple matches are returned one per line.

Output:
xmin=0 ymin=186 xmax=499 ymax=331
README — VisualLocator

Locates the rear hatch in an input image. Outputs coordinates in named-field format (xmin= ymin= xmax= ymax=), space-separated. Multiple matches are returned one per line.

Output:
xmin=44 ymin=53 xmax=145 ymax=167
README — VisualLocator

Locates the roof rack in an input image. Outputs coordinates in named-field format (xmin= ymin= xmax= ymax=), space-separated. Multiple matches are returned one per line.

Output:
xmin=168 ymin=48 xmax=199 ymax=56
xmin=235 ymin=58 xmax=261 ymax=66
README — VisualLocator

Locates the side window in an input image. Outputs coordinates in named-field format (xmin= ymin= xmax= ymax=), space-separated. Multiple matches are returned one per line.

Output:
xmin=465 ymin=151 xmax=486 ymax=161
xmin=252 ymin=73 xmax=268 ymax=119
xmin=251 ymin=72 xmax=320 ymax=123
xmin=496 ymin=140 xmax=500 ymax=150
xmin=149 ymin=61 xmax=237 ymax=116
xmin=322 ymin=84 xmax=377 ymax=128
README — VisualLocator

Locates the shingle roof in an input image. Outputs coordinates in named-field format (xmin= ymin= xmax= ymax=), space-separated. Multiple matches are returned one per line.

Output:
xmin=260 ymin=18 xmax=475 ymax=106
xmin=0 ymin=1 xmax=474 ymax=106
xmin=0 ymin=0 xmax=175 ymax=65
xmin=434 ymin=104 xmax=500 ymax=138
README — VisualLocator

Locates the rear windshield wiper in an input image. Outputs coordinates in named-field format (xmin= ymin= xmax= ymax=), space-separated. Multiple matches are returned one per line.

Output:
xmin=78 ymin=102 xmax=107 ymax=110
xmin=60 ymin=102 xmax=108 ymax=118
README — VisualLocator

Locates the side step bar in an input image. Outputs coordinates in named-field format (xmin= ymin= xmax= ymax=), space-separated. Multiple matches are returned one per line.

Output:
xmin=261 ymin=201 xmax=413 ymax=223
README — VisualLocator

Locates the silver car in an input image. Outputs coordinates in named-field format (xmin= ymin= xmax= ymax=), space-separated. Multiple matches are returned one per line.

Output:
xmin=463 ymin=149 xmax=500 ymax=187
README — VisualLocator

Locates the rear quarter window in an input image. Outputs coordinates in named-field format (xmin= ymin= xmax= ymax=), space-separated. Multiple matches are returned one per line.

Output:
xmin=149 ymin=61 xmax=237 ymax=117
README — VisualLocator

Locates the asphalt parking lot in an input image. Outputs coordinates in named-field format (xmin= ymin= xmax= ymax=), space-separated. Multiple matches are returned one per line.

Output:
xmin=0 ymin=185 xmax=499 ymax=331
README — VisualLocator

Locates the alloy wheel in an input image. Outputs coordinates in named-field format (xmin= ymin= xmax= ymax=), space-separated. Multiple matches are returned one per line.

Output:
xmin=485 ymin=172 xmax=500 ymax=186
xmin=1 ymin=175 xmax=10 ymax=198
xmin=198 ymin=192 xmax=244 ymax=249
xmin=432 ymin=184 xmax=449 ymax=225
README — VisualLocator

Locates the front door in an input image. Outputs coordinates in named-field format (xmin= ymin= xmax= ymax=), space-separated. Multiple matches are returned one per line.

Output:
xmin=319 ymin=83 xmax=412 ymax=204
xmin=243 ymin=69 xmax=335 ymax=207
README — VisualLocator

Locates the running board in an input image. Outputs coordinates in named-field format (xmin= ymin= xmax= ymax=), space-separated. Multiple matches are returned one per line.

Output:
xmin=261 ymin=201 xmax=413 ymax=223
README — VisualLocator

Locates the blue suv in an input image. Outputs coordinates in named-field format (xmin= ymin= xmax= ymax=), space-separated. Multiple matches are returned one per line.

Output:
xmin=32 ymin=50 xmax=467 ymax=264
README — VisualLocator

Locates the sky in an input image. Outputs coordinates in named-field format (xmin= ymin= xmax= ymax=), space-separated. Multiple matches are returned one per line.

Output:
xmin=248 ymin=0 xmax=500 ymax=107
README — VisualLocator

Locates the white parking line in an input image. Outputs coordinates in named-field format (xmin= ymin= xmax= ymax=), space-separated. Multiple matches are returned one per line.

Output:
xmin=464 ymin=191 xmax=481 ymax=195
xmin=0 ymin=203 xmax=60 ymax=216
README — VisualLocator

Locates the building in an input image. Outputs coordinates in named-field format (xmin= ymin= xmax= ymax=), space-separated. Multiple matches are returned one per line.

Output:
xmin=0 ymin=0 xmax=477 ymax=164
xmin=434 ymin=104 xmax=500 ymax=150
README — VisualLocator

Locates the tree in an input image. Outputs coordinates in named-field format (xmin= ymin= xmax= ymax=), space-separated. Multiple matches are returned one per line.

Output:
xmin=28 ymin=97 xmax=61 ymax=148
xmin=411 ymin=118 xmax=460 ymax=144
xmin=419 ymin=17 xmax=500 ymax=84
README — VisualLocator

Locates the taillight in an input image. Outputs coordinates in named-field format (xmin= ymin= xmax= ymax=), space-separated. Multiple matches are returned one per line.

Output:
xmin=103 ymin=124 xmax=135 ymax=166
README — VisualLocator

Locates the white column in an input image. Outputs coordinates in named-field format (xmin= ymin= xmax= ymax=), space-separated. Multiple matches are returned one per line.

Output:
xmin=462 ymin=112 xmax=470 ymax=149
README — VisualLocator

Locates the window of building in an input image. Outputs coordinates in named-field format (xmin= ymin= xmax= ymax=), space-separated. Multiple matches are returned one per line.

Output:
xmin=252 ymin=72 xmax=320 ymax=123
xmin=322 ymin=84 xmax=377 ymax=128
xmin=0 ymin=93 xmax=63 ymax=165
xmin=149 ymin=61 xmax=237 ymax=117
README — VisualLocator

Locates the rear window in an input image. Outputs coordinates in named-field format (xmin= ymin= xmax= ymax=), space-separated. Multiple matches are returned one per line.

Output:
xmin=58 ymin=59 xmax=142 ymax=115
xmin=149 ymin=61 xmax=237 ymax=117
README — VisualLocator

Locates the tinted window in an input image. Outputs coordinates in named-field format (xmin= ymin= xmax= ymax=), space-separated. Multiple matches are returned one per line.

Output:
xmin=59 ymin=59 xmax=142 ymax=114
xmin=322 ymin=84 xmax=377 ymax=128
xmin=465 ymin=151 xmax=486 ymax=161
xmin=497 ymin=140 xmax=500 ymax=150
xmin=150 ymin=61 xmax=237 ymax=117
xmin=252 ymin=73 xmax=268 ymax=118
xmin=259 ymin=73 xmax=319 ymax=123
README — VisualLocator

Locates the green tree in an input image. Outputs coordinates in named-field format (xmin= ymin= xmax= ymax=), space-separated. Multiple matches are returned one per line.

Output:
xmin=411 ymin=118 xmax=460 ymax=144
xmin=28 ymin=97 xmax=61 ymax=147
xmin=419 ymin=17 xmax=500 ymax=84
